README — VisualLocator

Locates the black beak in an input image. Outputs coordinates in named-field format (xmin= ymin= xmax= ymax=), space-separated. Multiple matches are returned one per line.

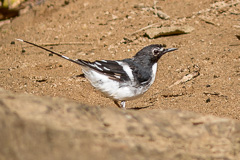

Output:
xmin=162 ymin=48 xmax=177 ymax=54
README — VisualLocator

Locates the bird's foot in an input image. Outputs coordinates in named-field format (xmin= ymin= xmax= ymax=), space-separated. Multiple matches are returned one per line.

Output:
xmin=114 ymin=100 xmax=126 ymax=109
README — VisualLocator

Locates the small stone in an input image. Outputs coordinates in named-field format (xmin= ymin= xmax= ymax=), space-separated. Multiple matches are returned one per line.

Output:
xmin=64 ymin=0 xmax=69 ymax=5
xmin=83 ymin=2 xmax=89 ymax=7
xmin=206 ymin=98 xmax=211 ymax=103
xmin=112 ymin=15 xmax=118 ymax=20
xmin=236 ymin=34 xmax=240 ymax=40
xmin=62 ymin=0 xmax=69 ymax=6
xmin=206 ymin=84 xmax=211 ymax=88
xmin=104 ymin=11 xmax=110 ymax=15
xmin=156 ymin=10 xmax=170 ymax=20
xmin=195 ymin=20 xmax=200 ymax=24
xmin=82 ymin=24 xmax=87 ymax=29
xmin=145 ymin=25 xmax=195 ymax=39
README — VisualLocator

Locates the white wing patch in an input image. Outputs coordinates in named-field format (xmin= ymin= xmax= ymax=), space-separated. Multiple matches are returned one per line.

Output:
xmin=87 ymin=63 xmax=103 ymax=71
xmin=95 ymin=62 xmax=102 ymax=65
xmin=103 ymin=67 xmax=110 ymax=71
xmin=116 ymin=61 xmax=134 ymax=82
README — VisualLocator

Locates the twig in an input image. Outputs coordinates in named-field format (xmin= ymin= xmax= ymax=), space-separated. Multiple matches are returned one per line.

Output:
xmin=169 ymin=65 xmax=200 ymax=88
xmin=169 ymin=71 xmax=200 ymax=88
xmin=131 ymin=23 xmax=161 ymax=35
xmin=203 ymin=92 xmax=227 ymax=98
xmin=39 ymin=42 xmax=93 ymax=46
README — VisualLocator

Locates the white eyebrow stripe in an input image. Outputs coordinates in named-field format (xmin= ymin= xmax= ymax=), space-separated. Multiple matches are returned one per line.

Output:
xmin=100 ymin=60 xmax=107 ymax=63
xmin=116 ymin=61 xmax=134 ymax=81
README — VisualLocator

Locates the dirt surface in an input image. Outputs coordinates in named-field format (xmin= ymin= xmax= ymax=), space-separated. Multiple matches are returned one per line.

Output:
xmin=0 ymin=0 xmax=239 ymax=119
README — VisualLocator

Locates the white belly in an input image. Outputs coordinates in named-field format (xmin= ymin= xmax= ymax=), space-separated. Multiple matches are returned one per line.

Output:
xmin=81 ymin=63 xmax=157 ymax=101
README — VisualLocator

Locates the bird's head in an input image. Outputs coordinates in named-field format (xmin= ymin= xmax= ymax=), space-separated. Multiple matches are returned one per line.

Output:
xmin=134 ymin=44 xmax=177 ymax=63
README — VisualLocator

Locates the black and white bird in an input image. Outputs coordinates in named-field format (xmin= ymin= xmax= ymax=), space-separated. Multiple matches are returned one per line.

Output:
xmin=16 ymin=39 xmax=177 ymax=109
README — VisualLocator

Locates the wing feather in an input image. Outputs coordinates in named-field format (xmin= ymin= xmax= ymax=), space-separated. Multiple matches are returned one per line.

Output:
xmin=76 ymin=59 xmax=130 ymax=82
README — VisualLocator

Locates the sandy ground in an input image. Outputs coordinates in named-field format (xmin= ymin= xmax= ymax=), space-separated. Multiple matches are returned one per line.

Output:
xmin=0 ymin=0 xmax=239 ymax=118
xmin=1 ymin=88 xmax=240 ymax=160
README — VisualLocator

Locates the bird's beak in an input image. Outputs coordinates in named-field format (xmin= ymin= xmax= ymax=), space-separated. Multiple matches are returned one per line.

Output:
xmin=162 ymin=48 xmax=177 ymax=54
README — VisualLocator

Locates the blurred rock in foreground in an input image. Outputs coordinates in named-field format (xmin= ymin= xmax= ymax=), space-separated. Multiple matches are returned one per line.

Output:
xmin=0 ymin=88 xmax=240 ymax=160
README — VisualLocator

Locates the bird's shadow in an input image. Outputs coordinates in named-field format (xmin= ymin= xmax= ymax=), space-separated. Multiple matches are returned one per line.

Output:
xmin=72 ymin=74 xmax=85 ymax=78
xmin=128 ymin=105 xmax=151 ymax=110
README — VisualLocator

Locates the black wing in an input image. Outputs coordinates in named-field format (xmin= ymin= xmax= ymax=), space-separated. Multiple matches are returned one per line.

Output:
xmin=76 ymin=59 xmax=131 ymax=82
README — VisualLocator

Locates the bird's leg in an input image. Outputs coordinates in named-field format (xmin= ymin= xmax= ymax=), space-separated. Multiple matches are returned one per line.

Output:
xmin=120 ymin=101 xmax=126 ymax=109
xmin=114 ymin=100 xmax=121 ymax=108
xmin=114 ymin=100 xmax=126 ymax=109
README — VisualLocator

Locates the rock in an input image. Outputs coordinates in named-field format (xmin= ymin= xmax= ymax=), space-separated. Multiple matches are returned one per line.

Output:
xmin=0 ymin=88 xmax=240 ymax=160
xmin=145 ymin=26 xmax=195 ymax=39
xmin=112 ymin=14 xmax=118 ymax=20
xmin=236 ymin=34 xmax=240 ymax=40
xmin=156 ymin=10 xmax=170 ymax=20
xmin=211 ymin=1 xmax=229 ymax=13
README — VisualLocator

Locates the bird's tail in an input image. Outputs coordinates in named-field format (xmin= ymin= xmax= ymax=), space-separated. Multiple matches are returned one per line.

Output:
xmin=15 ymin=39 xmax=84 ymax=66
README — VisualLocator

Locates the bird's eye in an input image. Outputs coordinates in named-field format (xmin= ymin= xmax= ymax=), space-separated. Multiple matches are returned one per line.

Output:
xmin=152 ymin=49 xmax=159 ymax=56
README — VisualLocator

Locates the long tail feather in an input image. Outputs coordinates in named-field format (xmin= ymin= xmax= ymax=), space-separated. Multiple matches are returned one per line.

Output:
xmin=15 ymin=38 xmax=84 ymax=66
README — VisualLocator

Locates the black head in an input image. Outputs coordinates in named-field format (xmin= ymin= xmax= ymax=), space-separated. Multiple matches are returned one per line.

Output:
xmin=134 ymin=44 xmax=177 ymax=63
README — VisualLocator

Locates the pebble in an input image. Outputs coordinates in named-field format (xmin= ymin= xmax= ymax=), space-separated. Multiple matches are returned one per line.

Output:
xmin=145 ymin=25 xmax=195 ymax=39
xmin=206 ymin=98 xmax=211 ymax=103
xmin=156 ymin=10 xmax=170 ymax=20
xmin=236 ymin=34 xmax=240 ymax=40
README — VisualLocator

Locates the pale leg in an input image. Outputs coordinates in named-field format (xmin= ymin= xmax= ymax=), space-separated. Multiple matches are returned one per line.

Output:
xmin=120 ymin=101 xmax=126 ymax=109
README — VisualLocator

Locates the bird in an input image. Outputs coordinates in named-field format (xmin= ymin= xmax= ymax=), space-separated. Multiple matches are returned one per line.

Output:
xmin=16 ymin=39 xmax=177 ymax=109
